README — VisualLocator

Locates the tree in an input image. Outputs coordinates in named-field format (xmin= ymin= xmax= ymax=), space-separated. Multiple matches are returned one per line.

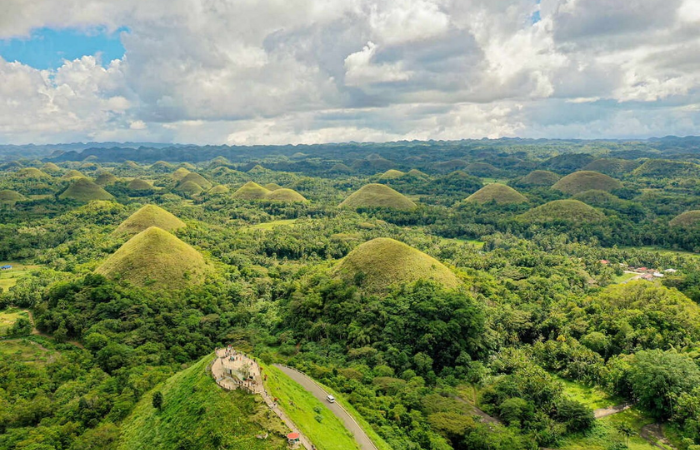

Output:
xmin=152 ymin=391 xmax=164 ymax=410
xmin=8 ymin=317 xmax=32 ymax=336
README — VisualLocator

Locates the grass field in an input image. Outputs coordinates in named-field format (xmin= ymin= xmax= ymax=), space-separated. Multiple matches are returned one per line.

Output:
xmin=249 ymin=219 xmax=299 ymax=230
xmin=0 ymin=262 xmax=40 ymax=291
xmin=557 ymin=377 xmax=624 ymax=410
xmin=0 ymin=308 xmax=30 ymax=334
xmin=0 ymin=338 xmax=55 ymax=364
xmin=262 ymin=364 xmax=361 ymax=450
xmin=613 ymin=272 xmax=639 ymax=283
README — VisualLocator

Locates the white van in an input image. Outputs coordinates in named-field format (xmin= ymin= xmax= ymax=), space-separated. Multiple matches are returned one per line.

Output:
xmin=326 ymin=395 xmax=335 ymax=403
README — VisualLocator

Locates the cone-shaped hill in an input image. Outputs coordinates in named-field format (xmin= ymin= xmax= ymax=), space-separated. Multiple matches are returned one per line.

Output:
xmin=466 ymin=184 xmax=527 ymax=204
xmin=41 ymin=162 xmax=61 ymax=173
xmin=62 ymin=169 xmax=86 ymax=179
xmin=172 ymin=167 xmax=190 ymax=181
xmin=407 ymin=169 xmax=429 ymax=179
xmin=339 ymin=184 xmax=416 ymax=210
xmin=379 ymin=169 xmax=405 ymax=180
xmin=16 ymin=167 xmax=49 ymax=179
xmin=176 ymin=181 xmax=204 ymax=196
xmin=95 ymin=172 xmax=119 ymax=186
xmin=518 ymin=200 xmax=605 ymax=224
xmin=113 ymin=204 xmax=186 ymax=236
xmin=334 ymin=238 xmax=461 ymax=293
xmin=59 ymin=178 xmax=114 ymax=202
xmin=232 ymin=181 xmax=270 ymax=200
xmin=127 ymin=179 xmax=153 ymax=191
xmin=330 ymin=163 xmax=353 ymax=173
xmin=0 ymin=190 xmax=26 ymax=204
xmin=96 ymin=227 xmax=206 ymax=290
xmin=151 ymin=161 xmax=174 ymax=172
xmin=208 ymin=185 xmax=230 ymax=195
xmin=670 ymin=211 xmax=700 ymax=228
xmin=552 ymin=171 xmax=622 ymax=195
xmin=572 ymin=190 xmax=624 ymax=209
xmin=519 ymin=170 xmax=560 ymax=186
xmin=178 ymin=172 xmax=212 ymax=189
xmin=265 ymin=188 xmax=307 ymax=203
xmin=264 ymin=183 xmax=282 ymax=191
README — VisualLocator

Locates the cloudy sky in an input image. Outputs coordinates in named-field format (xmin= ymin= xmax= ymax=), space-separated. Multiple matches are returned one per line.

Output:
xmin=0 ymin=0 xmax=699 ymax=145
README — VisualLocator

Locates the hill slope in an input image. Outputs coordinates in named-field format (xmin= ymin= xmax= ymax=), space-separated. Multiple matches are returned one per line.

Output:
xmin=179 ymin=172 xmax=212 ymax=189
xmin=114 ymin=205 xmax=186 ymax=236
xmin=339 ymin=184 xmax=416 ymax=210
xmin=118 ymin=355 xmax=287 ymax=450
xmin=670 ymin=211 xmax=700 ymax=228
xmin=59 ymin=178 xmax=114 ymax=202
xmin=552 ymin=171 xmax=622 ymax=194
xmin=128 ymin=179 xmax=153 ymax=191
xmin=466 ymin=184 xmax=527 ymax=204
xmin=265 ymin=188 xmax=308 ymax=203
xmin=518 ymin=170 xmax=560 ymax=186
xmin=95 ymin=172 xmax=119 ymax=186
xmin=334 ymin=238 xmax=460 ymax=293
xmin=96 ymin=227 xmax=206 ymax=290
xmin=518 ymin=200 xmax=605 ymax=224
xmin=0 ymin=190 xmax=26 ymax=204
xmin=232 ymin=181 xmax=270 ymax=200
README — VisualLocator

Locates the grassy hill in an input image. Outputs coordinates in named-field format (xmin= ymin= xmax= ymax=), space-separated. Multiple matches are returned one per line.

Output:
xmin=572 ymin=190 xmax=625 ymax=209
xmin=466 ymin=183 xmax=527 ymax=204
xmin=151 ymin=161 xmax=175 ymax=172
xmin=670 ymin=210 xmax=700 ymax=228
xmin=0 ymin=190 xmax=26 ymax=204
xmin=552 ymin=171 xmax=622 ymax=195
xmin=407 ymin=169 xmax=429 ymax=179
xmin=62 ymin=169 xmax=86 ymax=179
xmin=95 ymin=172 xmax=119 ymax=186
xmin=59 ymin=178 xmax=114 ymax=202
xmin=40 ymin=162 xmax=61 ymax=173
xmin=339 ymin=184 xmax=416 ymax=210
xmin=128 ymin=179 xmax=153 ymax=191
xmin=265 ymin=188 xmax=308 ymax=203
xmin=330 ymin=163 xmax=353 ymax=173
xmin=518 ymin=170 xmax=561 ymax=186
xmin=171 ymin=167 xmax=190 ymax=181
xmin=15 ymin=167 xmax=49 ymax=179
xmin=633 ymin=159 xmax=700 ymax=178
xmin=114 ymin=205 xmax=186 ymax=236
xmin=232 ymin=181 xmax=270 ymax=200
xmin=334 ymin=237 xmax=461 ymax=293
xmin=264 ymin=183 xmax=282 ymax=191
xmin=379 ymin=169 xmax=405 ymax=180
xmin=583 ymin=158 xmax=639 ymax=176
xmin=175 ymin=181 xmax=204 ymax=196
xmin=518 ymin=199 xmax=605 ymax=224
xmin=208 ymin=185 xmax=229 ymax=195
xmin=118 ymin=355 xmax=287 ymax=450
xmin=179 ymin=172 xmax=212 ymax=189
xmin=96 ymin=226 xmax=206 ymax=290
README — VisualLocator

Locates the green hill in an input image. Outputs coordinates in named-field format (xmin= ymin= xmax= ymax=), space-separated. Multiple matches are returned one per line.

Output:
xmin=670 ymin=211 xmax=700 ymax=228
xmin=41 ymin=162 xmax=61 ymax=173
xmin=552 ymin=171 xmax=622 ymax=194
xmin=175 ymin=181 xmax=204 ymax=196
xmin=208 ymin=185 xmax=229 ymax=195
xmin=466 ymin=184 xmax=527 ymax=204
xmin=334 ymin=238 xmax=461 ymax=293
xmin=96 ymin=227 xmax=206 ymax=290
xmin=179 ymin=172 xmax=212 ymax=189
xmin=179 ymin=162 xmax=197 ymax=170
xmin=583 ymin=158 xmax=639 ymax=176
xmin=264 ymin=183 xmax=282 ymax=191
xmin=632 ymin=159 xmax=700 ymax=178
xmin=572 ymin=190 xmax=625 ymax=209
xmin=95 ymin=172 xmax=119 ymax=186
xmin=113 ymin=205 xmax=186 ymax=236
xmin=118 ymin=355 xmax=286 ymax=450
xmin=0 ymin=190 xmax=26 ymax=204
xmin=541 ymin=153 xmax=596 ymax=173
xmin=128 ymin=179 xmax=153 ymax=191
xmin=122 ymin=161 xmax=140 ymax=170
xmin=16 ymin=167 xmax=49 ymax=179
xmin=466 ymin=162 xmax=499 ymax=177
xmin=433 ymin=159 xmax=468 ymax=173
xmin=248 ymin=165 xmax=268 ymax=173
xmin=232 ymin=182 xmax=270 ymax=200
xmin=339 ymin=184 xmax=416 ymax=210
xmin=151 ymin=161 xmax=175 ymax=172
xmin=518 ymin=170 xmax=560 ymax=186
xmin=59 ymin=178 xmax=114 ymax=202
xmin=80 ymin=162 xmax=99 ymax=171
xmin=171 ymin=167 xmax=190 ymax=181
xmin=379 ymin=169 xmax=405 ymax=180
xmin=62 ymin=169 xmax=85 ymax=179
xmin=265 ymin=188 xmax=308 ymax=203
xmin=330 ymin=163 xmax=353 ymax=173
xmin=407 ymin=169 xmax=429 ymax=179
xmin=518 ymin=200 xmax=605 ymax=224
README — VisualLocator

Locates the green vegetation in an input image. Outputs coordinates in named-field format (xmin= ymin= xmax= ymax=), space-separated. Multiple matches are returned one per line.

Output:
xmin=62 ymin=169 xmax=86 ymax=179
xmin=171 ymin=167 xmax=190 ymax=181
xmin=518 ymin=169 xmax=561 ymax=186
xmin=40 ymin=162 xmax=61 ymax=173
xmin=0 ymin=189 xmax=26 ymax=204
xmin=232 ymin=181 xmax=271 ymax=200
xmin=59 ymin=177 xmax=114 ymax=202
xmin=16 ymin=167 xmax=49 ymax=179
xmin=96 ymin=226 xmax=207 ymax=290
xmin=0 ymin=308 xmax=30 ymax=334
xmin=583 ymin=158 xmax=639 ymax=176
xmin=552 ymin=170 xmax=623 ymax=194
xmin=179 ymin=172 xmax=212 ymax=189
xmin=127 ymin=178 xmax=153 ymax=191
xmin=175 ymin=180 xmax=204 ymax=195
xmin=465 ymin=183 xmax=528 ymax=204
xmin=518 ymin=199 xmax=605 ymax=223
xmin=208 ymin=184 xmax=229 ymax=195
xmin=265 ymin=188 xmax=308 ymax=203
xmin=263 ymin=364 xmax=361 ymax=450
xmin=334 ymin=237 xmax=461 ymax=293
xmin=248 ymin=219 xmax=298 ymax=230
xmin=379 ymin=169 xmax=405 ymax=179
xmin=113 ymin=204 xmax=186 ymax=236
xmin=670 ymin=210 xmax=700 ymax=228
xmin=119 ymin=355 xmax=286 ymax=450
xmin=339 ymin=183 xmax=416 ymax=210
xmin=95 ymin=172 xmax=119 ymax=186
xmin=632 ymin=159 xmax=700 ymax=178
xmin=0 ymin=262 xmax=41 ymax=291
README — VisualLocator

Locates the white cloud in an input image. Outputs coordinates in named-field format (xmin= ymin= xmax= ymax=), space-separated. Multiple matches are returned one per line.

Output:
xmin=344 ymin=41 xmax=412 ymax=86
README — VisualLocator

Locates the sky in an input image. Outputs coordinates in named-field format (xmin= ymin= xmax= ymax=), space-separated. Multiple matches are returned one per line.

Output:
xmin=0 ymin=0 xmax=698 ymax=145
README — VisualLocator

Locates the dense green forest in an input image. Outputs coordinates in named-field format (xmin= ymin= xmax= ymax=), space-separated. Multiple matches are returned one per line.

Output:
xmin=2 ymin=138 xmax=700 ymax=450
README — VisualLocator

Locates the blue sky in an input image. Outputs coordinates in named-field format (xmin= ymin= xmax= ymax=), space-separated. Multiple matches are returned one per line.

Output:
xmin=0 ymin=27 xmax=126 ymax=69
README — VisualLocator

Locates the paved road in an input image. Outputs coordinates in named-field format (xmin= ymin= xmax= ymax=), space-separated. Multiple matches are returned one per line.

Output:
xmin=273 ymin=364 xmax=377 ymax=450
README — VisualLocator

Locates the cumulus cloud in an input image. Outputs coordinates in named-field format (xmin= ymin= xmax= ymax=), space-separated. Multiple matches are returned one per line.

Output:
xmin=0 ymin=0 xmax=698 ymax=144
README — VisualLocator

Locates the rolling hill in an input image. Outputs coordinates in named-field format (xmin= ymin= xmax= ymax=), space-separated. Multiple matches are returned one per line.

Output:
xmin=232 ymin=181 xmax=270 ymax=200
xmin=518 ymin=170 xmax=561 ymax=186
xmin=59 ymin=178 xmax=114 ymax=202
xmin=0 ymin=190 xmax=26 ymax=204
xmin=171 ymin=167 xmax=191 ymax=181
xmin=339 ymin=184 xmax=416 ymax=210
xmin=113 ymin=204 xmax=186 ymax=236
xmin=95 ymin=172 xmax=119 ymax=186
xmin=518 ymin=199 xmax=605 ymax=224
xmin=265 ymin=188 xmax=308 ymax=203
xmin=127 ymin=179 xmax=153 ymax=191
xmin=466 ymin=184 xmax=527 ymax=204
xmin=552 ymin=171 xmax=622 ymax=195
xmin=670 ymin=211 xmax=700 ymax=228
xmin=179 ymin=172 xmax=212 ymax=189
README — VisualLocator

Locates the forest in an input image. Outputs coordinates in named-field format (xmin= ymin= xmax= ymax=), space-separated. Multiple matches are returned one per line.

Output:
xmin=2 ymin=137 xmax=700 ymax=450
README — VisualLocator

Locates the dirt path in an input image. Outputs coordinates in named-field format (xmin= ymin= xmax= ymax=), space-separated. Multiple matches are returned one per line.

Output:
xmin=273 ymin=364 xmax=378 ymax=450
xmin=593 ymin=402 xmax=633 ymax=419
xmin=453 ymin=396 xmax=502 ymax=425
xmin=640 ymin=424 xmax=676 ymax=450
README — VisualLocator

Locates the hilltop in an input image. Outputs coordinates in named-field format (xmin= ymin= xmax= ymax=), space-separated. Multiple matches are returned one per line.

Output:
xmin=59 ymin=178 xmax=114 ymax=202
xmin=518 ymin=199 xmax=605 ymax=224
xmin=16 ymin=167 xmax=49 ymax=179
xmin=95 ymin=172 xmax=119 ymax=186
xmin=552 ymin=171 xmax=622 ymax=194
xmin=96 ymin=227 xmax=206 ymax=290
xmin=207 ymin=185 xmax=229 ymax=195
xmin=518 ymin=170 xmax=560 ymax=186
xmin=113 ymin=204 xmax=186 ymax=236
xmin=339 ymin=184 xmax=416 ymax=210
xmin=41 ymin=162 xmax=61 ymax=173
xmin=583 ymin=158 xmax=639 ymax=176
xmin=127 ymin=179 xmax=153 ymax=191
xmin=0 ymin=190 xmax=26 ymax=204
xmin=379 ymin=169 xmax=405 ymax=180
xmin=265 ymin=188 xmax=308 ymax=203
xmin=175 ymin=181 xmax=204 ymax=196
xmin=179 ymin=172 xmax=212 ymax=189
xmin=171 ymin=167 xmax=190 ymax=181
xmin=62 ymin=169 xmax=85 ymax=179
xmin=466 ymin=184 xmax=527 ymax=204
xmin=334 ymin=237 xmax=461 ymax=293
xmin=118 ymin=355 xmax=286 ymax=450
xmin=232 ymin=181 xmax=270 ymax=200
xmin=572 ymin=190 xmax=625 ymax=209
xmin=633 ymin=159 xmax=700 ymax=178
xmin=670 ymin=211 xmax=700 ymax=228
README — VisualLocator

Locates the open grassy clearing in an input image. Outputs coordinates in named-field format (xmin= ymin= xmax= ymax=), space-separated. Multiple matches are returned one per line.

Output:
xmin=0 ymin=262 xmax=40 ymax=291
xmin=262 ymin=364 xmax=361 ymax=450
xmin=557 ymin=377 xmax=624 ymax=410
xmin=613 ymin=272 xmax=639 ymax=283
xmin=0 ymin=308 xmax=30 ymax=334
xmin=248 ymin=219 xmax=299 ymax=230
xmin=0 ymin=338 xmax=56 ymax=364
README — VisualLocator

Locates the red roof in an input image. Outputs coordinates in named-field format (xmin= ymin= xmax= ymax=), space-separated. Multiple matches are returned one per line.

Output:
xmin=287 ymin=433 xmax=300 ymax=439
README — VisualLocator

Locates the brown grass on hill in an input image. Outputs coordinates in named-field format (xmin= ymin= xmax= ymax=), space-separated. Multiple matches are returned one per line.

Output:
xmin=113 ymin=204 xmax=186 ymax=236
xmin=59 ymin=178 xmax=114 ymax=202
xmin=552 ymin=171 xmax=622 ymax=195
xmin=518 ymin=199 xmax=605 ymax=224
xmin=232 ymin=181 xmax=270 ymax=200
xmin=339 ymin=184 xmax=416 ymax=210
xmin=466 ymin=184 xmax=527 ymax=204
xmin=670 ymin=211 xmax=700 ymax=228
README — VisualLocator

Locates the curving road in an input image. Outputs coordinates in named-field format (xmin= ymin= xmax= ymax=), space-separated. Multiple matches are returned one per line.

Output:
xmin=273 ymin=364 xmax=377 ymax=450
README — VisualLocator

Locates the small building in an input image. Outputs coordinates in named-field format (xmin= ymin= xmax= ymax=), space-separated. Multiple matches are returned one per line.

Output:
xmin=665 ymin=268 xmax=678 ymax=273
xmin=0 ymin=265 xmax=12 ymax=270
xmin=600 ymin=260 xmax=609 ymax=265
xmin=287 ymin=432 xmax=300 ymax=445
xmin=653 ymin=272 xmax=664 ymax=278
